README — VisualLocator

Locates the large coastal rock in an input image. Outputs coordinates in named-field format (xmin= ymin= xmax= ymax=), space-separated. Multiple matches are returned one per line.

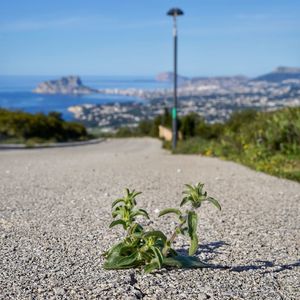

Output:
xmin=33 ymin=76 xmax=97 ymax=95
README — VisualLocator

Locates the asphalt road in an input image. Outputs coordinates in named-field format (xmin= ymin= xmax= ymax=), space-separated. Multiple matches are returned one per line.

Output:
xmin=0 ymin=138 xmax=299 ymax=299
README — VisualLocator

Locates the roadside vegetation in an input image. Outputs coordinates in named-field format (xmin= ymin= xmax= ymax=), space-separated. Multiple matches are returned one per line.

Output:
xmin=0 ymin=109 xmax=89 ymax=145
xmin=114 ymin=107 xmax=300 ymax=182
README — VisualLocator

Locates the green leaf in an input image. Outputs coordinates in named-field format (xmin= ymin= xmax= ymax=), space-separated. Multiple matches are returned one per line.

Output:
xmin=150 ymin=246 xmax=164 ymax=268
xmin=196 ymin=183 xmax=205 ymax=190
xmin=206 ymin=197 xmax=221 ymax=210
xmin=181 ymin=183 xmax=207 ymax=208
xmin=112 ymin=198 xmax=125 ymax=208
xmin=187 ymin=211 xmax=198 ymax=237
xmin=187 ymin=211 xmax=198 ymax=255
xmin=180 ymin=196 xmax=191 ymax=207
xmin=189 ymin=234 xmax=199 ymax=256
xmin=129 ymin=223 xmax=144 ymax=236
xmin=109 ymin=219 xmax=127 ymax=229
xmin=158 ymin=208 xmax=182 ymax=217
xmin=102 ymin=242 xmax=124 ymax=258
xmin=184 ymin=184 xmax=194 ymax=190
xmin=163 ymin=255 xmax=211 ymax=269
xmin=162 ymin=256 xmax=182 ymax=268
xmin=131 ymin=209 xmax=149 ymax=219
xmin=112 ymin=206 xmax=125 ymax=218
xmin=143 ymin=230 xmax=167 ymax=242
xmin=103 ymin=251 xmax=139 ymax=269
xmin=132 ymin=191 xmax=142 ymax=198
xmin=139 ymin=250 xmax=153 ymax=261
xmin=119 ymin=245 xmax=137 ymax=256
xmin=144 ymin=261 xmax=159 ymax=273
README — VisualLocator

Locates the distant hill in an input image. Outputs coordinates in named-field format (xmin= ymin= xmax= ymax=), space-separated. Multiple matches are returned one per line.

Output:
xmin=156 ymin=72 xmax=248 ymax=87
xmin=33 ymin=76 xmax=97 ymax=95
xmin=157 ymin=67 xmax=300 ymax=85
xmin=155 ymin=72 xmax=189 ymax=84
xmin=253 ymin=67 xmax=300 ymax=83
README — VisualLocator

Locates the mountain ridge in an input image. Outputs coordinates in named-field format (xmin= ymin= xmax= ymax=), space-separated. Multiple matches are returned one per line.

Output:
xmin=156 ymin=66 xmax=300 ymax=84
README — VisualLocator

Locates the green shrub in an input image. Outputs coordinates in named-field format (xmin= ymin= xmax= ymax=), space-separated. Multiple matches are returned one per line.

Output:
xmin=163 ymin=108 xmax=300 ymax=182
xmin=0 ymin=109 xmax=88 ymax=143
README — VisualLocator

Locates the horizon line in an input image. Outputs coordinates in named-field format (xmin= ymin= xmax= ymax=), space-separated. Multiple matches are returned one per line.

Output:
xmin=0 ymin=66 xmax=298 ymax=79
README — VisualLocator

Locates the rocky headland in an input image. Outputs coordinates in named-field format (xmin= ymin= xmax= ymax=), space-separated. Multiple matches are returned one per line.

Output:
xmin=33 ymin=76 xmax=97 ymax=95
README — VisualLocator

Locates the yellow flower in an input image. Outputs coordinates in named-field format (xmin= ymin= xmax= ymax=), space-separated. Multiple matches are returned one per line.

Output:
xmin=205 ymin=149 xmax=212 ymax=156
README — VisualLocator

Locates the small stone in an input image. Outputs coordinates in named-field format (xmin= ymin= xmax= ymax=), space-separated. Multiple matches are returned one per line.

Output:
xmin=197 ymin=293 xmax=210 ymax=300
xmin=54 ymin=287 xmax=65 ymax=296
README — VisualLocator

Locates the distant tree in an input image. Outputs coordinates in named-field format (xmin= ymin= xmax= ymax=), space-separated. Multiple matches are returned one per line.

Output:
xmin=225 ymin=109 xmax=258 ymax=133
xmin=138 ymin=120 xmax=153 ymax=136
xmin=48 ymin=111 xmax=63 ymax=122
xmin=179 ymin=113 xmax=199 ymax=139
xmin=161 ymin=107 xmax=172 ymax=128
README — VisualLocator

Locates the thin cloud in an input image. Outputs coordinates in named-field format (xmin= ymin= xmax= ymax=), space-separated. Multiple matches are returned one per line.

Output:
xmin=118 ymin=20 xmax=169 ymax=30
xmin=0 ymin=17 xmax=86 ymax=31
xmin=0 ymin=15 xmax=168 ymax=32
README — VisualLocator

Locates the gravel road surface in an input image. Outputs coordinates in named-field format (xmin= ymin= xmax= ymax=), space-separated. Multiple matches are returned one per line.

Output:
xmin=0 ymin=138 xmax=299 ymax=299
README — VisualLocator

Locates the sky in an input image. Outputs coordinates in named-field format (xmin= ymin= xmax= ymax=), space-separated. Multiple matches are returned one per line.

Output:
xmin=0 ymin=0 xmax=299 ymax=77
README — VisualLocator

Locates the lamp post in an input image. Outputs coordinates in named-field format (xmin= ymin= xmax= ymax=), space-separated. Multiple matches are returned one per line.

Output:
xmin=167 ymin=7 xmax=184 ymax=150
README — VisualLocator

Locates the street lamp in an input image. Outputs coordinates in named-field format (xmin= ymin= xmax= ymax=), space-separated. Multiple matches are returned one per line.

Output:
xmin=167 ymin=7 xmax=184 ymax=150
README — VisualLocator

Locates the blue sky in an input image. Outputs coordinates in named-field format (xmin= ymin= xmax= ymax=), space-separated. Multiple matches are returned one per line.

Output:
xmin=1 ymin=0 xmax=299 ymax=77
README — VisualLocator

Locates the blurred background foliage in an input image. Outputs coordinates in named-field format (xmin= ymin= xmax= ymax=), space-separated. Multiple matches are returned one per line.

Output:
xmin=0 ymin=109 xmax=88 ymax=144
xmin=115 ymin=107 xmax=300 ymax=182
xmin=1 ymin=106 xmax=299 ymax=181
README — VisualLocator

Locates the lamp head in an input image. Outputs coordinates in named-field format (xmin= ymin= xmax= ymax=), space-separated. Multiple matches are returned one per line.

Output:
xmin=167 ymin=8 xmax=184 ymax=17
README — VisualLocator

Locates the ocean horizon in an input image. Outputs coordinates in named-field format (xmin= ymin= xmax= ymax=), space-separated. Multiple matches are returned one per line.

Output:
xmin=0 ymin=75 xmax=171 ymax=120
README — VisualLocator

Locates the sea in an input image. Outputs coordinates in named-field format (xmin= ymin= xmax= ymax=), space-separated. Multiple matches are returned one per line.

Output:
xmin=0 ymin=76 xmax=171 ymax=120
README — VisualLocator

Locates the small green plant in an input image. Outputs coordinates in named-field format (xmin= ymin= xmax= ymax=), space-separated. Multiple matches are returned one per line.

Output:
xmin=103 ymin=183 xmax=221 ymax=273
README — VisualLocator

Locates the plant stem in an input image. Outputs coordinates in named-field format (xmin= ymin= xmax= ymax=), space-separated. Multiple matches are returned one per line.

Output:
xmin=162 ymin=219 xmax=186 ymax=256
